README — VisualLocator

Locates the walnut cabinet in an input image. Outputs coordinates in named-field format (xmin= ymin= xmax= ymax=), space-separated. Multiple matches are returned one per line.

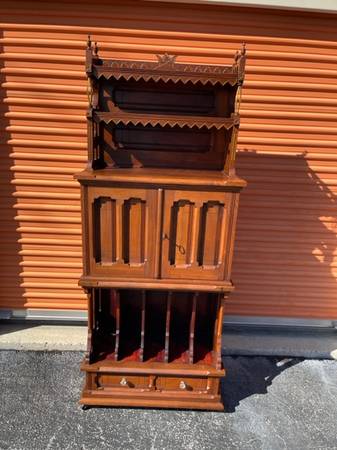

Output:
xmin=76 ymin=38 xmax=246 ymax=411
xmin=79 ymin=177 xmax=242 ymax=288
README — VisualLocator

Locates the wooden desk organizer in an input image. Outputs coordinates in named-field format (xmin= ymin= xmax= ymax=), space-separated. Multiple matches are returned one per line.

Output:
xmin=76 ymin=37 xmax=246 ymax=411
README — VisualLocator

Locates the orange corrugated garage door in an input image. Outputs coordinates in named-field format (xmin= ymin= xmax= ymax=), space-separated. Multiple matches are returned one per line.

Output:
xmin=0 ymin=0 xmax=336 ymax=319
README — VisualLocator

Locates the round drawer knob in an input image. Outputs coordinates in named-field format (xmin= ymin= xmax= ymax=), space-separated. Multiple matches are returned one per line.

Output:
xmin=120 ymin=377 xmax=129 ymax=386
xmin=179 ymin=381 xmax=187 ymax=390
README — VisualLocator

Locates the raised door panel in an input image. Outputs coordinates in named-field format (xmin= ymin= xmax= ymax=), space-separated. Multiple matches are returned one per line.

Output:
xmin=161 ymin=190 xmax=231 ymax=281
xmin=87 ymin=186 xmax=158 ymax=278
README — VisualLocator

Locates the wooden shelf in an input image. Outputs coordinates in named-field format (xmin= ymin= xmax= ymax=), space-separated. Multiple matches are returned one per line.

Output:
xmin=92 ymin=110 xmax=240 ymax=130
xmin=75 ymin=168 xmax=246 ymax=189
xmin=79 ymin=276 xmax=234 ymax=293
xmin=81 ymin=358 xmax=224 ymax=377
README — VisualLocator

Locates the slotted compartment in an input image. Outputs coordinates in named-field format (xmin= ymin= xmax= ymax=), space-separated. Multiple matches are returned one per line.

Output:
xmin=168 ymin=292 xmax=193 ymax=363
xmin=143 ymin=291 xmax=167 ymax=362
xmin=93 ymin=289 xmax=118 ymax=362
xmin=193 ymin=293 xmax=219 ymax=365
xmin=118 ymin=290 xmax=143 ymax=361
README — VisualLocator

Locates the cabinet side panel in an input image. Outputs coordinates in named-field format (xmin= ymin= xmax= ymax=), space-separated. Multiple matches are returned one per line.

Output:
xmin=81 ymin=185 xmax=90 ymax=277
xmin=223 ymin=193 xmax=240 ymax=280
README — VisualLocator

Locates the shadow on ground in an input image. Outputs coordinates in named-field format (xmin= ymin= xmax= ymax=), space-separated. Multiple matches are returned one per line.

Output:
xmin=0 ymin=351 xmax=336 ymax=450
xmin=222 ymin=356 xmax=301 ymax=413
xmin=0 ymin=322 xmax=40 ymax=337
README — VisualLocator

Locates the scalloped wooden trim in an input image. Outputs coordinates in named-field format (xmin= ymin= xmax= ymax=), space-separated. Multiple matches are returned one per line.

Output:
xmin=92 ymin=111 xmax=240 ymax=130
xmin=90 ymin=48 xmax=246 ymax=86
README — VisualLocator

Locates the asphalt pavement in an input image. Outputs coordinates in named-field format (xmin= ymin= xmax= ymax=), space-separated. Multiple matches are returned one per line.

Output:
xmin=0 ymin=351 xmax=336 ymax=450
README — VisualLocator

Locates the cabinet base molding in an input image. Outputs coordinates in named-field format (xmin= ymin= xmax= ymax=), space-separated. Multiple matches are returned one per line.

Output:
xmin=80 ymin=385 xmax=224 ymax=411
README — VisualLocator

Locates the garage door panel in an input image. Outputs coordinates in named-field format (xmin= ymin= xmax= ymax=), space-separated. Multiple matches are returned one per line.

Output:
xmin=0 ymin=0 xmax=336 ymax=318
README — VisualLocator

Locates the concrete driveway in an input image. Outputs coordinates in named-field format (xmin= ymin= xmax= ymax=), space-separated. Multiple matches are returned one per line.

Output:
xmin=0 ymin=351 xmax=336 ymax=449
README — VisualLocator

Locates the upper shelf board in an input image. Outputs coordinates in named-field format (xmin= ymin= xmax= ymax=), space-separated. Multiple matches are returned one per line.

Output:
xmin=92 ymin=110 xmax=240 ymax=130
xmin=86 ymin=37 xmax=246 ymax=86
xmin=75 ymin=167 xmax=247 ymax=189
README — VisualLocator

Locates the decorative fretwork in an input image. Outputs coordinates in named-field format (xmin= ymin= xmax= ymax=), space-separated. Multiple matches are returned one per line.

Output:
xmin=86 ymin=42 xmax=246 ymax=86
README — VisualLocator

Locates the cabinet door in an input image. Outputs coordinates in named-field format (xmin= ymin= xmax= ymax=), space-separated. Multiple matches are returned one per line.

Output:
xmin=87 ymin=186 xmax=158 ymax=278
xmin=161 ymin=190 xmax=231 ymax=281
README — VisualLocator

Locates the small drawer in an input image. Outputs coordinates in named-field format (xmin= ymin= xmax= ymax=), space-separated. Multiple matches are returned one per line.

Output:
xmin=97 ymin=373 xmax=149 ymax=390
xmin=155 ymin=376 xmax=208 ymax=393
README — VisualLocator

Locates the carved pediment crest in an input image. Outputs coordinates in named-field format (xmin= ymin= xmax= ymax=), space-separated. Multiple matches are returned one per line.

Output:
xmin=155 ymin=53 xmax=177 ymax=67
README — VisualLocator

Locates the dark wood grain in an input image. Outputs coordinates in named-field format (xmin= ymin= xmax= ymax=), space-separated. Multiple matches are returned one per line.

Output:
xmin=77 ymin=37 xmax=246 ymax=411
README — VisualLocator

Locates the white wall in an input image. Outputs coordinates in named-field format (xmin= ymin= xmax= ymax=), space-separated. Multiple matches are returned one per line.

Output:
xmin=147 ymin=0 xmax=337 ymax=14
